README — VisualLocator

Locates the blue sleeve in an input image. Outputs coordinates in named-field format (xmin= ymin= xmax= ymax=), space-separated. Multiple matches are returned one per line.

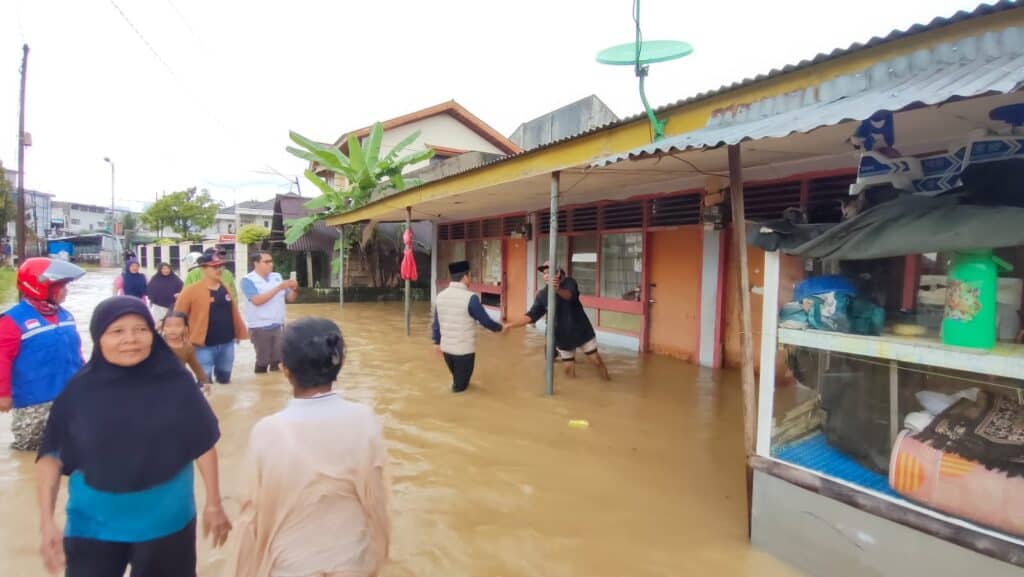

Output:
xmin=240 ymin=278 xmax=258 ymax=300
xmin=432 ymin=310 xmax=441 ymax=344
xmin=468 ymin=295 xmax=503 ymax=332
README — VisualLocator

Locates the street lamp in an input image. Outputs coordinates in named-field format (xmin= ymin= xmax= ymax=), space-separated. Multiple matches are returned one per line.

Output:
xmin=103 ymin=157 xmax=115 ymax=233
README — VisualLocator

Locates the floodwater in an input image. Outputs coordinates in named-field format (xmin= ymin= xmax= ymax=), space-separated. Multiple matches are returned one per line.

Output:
xmin=0 ymin=269 xmax=804 ymax=577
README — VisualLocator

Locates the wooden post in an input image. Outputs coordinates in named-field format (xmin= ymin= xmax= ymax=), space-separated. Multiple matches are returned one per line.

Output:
xmin=728 ymin=144 xmax=757 ymax=536
xmin=15 ymin=44 xmax=29 ymax=263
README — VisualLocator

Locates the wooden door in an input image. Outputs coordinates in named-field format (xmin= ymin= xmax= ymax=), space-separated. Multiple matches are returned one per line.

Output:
xmin=647 ymin=228 xmax=702 ymax=360
xmin=504 ymin=238 xmax=528 ymax=320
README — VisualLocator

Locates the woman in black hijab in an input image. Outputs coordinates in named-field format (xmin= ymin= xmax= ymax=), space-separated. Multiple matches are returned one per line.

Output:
xmin=36 ymin=296 xmax=230 ymax=576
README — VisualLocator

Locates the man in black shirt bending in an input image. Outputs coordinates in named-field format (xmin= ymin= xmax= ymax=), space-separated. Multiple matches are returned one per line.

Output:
xmin=504 ymin=261 xmax=610 ymax=380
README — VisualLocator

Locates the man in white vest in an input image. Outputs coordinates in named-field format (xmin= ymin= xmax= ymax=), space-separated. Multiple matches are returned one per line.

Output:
xmin=241 ymin=251 xmax=298 ymax=373
xmin=432 ymin=260 xmax=503 ymax=393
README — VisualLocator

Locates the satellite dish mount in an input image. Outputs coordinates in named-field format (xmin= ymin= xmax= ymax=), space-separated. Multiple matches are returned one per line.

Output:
xmin=596 ymin=1 xmax=692 ymax=141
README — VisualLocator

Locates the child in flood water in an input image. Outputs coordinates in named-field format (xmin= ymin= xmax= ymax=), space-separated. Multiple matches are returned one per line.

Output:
xmin=229 ymin=317 xmax=390 ymax=577
xmin=162 ymin=311 xmax=211 ymax=393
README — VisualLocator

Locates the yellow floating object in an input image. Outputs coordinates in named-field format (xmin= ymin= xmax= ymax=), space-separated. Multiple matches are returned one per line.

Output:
xmin=891 ymin=323 xmax=928 ymax=337
xmin=568 ymin=419 xmax=590 ymax=429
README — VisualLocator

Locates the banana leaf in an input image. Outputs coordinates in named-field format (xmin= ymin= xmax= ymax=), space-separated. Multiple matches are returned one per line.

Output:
xmin=363 ymin=123 xmax=383 ymax=174
xmin=381 ymin=130 xmax=423 ymax=165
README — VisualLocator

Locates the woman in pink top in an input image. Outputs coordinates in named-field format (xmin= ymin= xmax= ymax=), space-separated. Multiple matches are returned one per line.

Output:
xmin=230 ymin=318 xmax=390 ymax=577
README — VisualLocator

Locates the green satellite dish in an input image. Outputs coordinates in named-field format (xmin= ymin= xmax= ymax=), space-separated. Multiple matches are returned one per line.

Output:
xmin=597 ymin=2 xmax=693 ymax=141
xmin=596 ymin=40 xmax=693 ymax=66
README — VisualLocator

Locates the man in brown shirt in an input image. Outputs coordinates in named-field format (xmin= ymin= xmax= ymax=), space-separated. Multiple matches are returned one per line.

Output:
xmin=174 ymin=249 xmax=248 ymax=384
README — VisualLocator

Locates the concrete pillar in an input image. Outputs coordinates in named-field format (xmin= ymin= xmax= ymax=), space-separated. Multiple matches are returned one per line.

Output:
xmin=698 ymin=228 xmax=724 ymax=368
xmin=179 ymin=243 xmax=191 ymax=278
xmin=526 ymin=212 xmax=537 ymax=301
xmin=306 ymin=252 xmax=314 ymax=288
xmin=234 ymin=242 xmax=248 ymax=296
xmin=429 ymin=221 xmax=439 ymax=307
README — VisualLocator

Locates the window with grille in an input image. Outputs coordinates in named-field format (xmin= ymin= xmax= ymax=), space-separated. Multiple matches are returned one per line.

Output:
xmin=807 ymin=174 xmax=855 ymax=223
xmin=600 ymin=232 xmax=643 ymax=301
xmin=538 ymin=210 xmax=568 ymax=234
xmin=466 ymin=221 xmax=481 ymax=240
xmin=438 ymin=224 xmax=450 ymax=240
xmin=741 ymin=182 xmax=802 ymax=221
xmin=503 ymin=215 xmax=526 ymax=236
xmin=140 ymin=246 xmax=148 ymax=268
xmin=648 ymin=194 xmax=701 ymax=227
xmin=569 ymin=206 xmax=598 ymax=232
xmin=482 ymin=218 xmax=501 ymax=238
xmin=450 ymin=222 xmax=466 ymax=240
xmin=601 ymin=201 xmax=644 ymax=230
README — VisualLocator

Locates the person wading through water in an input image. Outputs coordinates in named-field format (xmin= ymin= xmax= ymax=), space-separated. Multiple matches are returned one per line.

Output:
xmin=504 ymin=261 xmax=611 ymax=380
xmin=431 ymin=260 xmax=503 ymax=393
xmin=175 ymin=249 xmax=248 ymax=385
xmin=0 ymin=258 xmax=86 ymax=451
xmin=36 ymin=297 xmax=229 ymax=576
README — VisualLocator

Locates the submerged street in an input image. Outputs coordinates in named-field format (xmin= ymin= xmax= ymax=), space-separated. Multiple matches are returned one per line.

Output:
xmin=0 ymin=269 xmax=801 ymax=576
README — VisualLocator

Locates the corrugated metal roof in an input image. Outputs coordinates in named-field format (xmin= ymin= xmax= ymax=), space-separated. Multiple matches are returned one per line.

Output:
xmin=593 ymin=24 xmax=1024 ymax=166
xmin=363 ymin=1 xmax=1022 ymax=199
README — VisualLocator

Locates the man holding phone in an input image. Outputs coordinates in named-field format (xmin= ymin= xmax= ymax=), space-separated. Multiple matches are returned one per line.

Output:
xmin=241 ymin=251 xmax=298 ymax=373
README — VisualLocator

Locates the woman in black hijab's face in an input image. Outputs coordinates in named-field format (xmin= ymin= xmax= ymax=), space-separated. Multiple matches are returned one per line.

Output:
xmin=98 ymin=313 xmax=154 ymax=367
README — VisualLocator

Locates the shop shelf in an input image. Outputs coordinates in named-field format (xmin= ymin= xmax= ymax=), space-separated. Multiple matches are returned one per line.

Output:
xmin=777 ymin=328 xmax=1024 ymax=381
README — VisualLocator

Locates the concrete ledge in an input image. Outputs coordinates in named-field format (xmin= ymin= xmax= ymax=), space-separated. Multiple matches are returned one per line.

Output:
xmin=750 ymin=456 xmax=1024 ymax=572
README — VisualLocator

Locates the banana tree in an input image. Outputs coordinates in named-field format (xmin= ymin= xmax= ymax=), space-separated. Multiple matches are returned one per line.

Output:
xmin=283 ymin=123 xmax=434 ymax=247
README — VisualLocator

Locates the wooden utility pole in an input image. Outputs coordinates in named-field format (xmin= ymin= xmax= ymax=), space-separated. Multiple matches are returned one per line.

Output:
xmin=15 ymin=44 xmax=29 ymax=263
xmin=728 ymin=144 xmax=757 ymax=535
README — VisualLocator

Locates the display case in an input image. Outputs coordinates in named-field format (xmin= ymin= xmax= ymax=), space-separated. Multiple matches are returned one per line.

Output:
xmin=755 ymin=249 xmax=1024 ymax=567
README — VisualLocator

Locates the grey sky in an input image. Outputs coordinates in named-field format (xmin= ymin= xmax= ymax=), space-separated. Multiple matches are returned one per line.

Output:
xmin=1 ymin=0 xmax=983 ymax=211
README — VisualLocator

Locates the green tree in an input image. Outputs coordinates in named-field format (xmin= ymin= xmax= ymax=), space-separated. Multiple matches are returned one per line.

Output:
xmin=141 ymin=187 xmax=220 ymax=242
xmin=238 ymin=223 xmax=270 ymax=246
xmin=0 ymin=161 xmax=11 ymax=243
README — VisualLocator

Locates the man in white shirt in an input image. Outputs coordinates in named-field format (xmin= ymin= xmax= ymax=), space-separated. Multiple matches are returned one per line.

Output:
xmin=241 ymin=251 xmax=298 ymax=373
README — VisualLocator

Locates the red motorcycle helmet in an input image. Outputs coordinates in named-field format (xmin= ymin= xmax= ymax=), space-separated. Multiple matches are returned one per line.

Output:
xmin=17 ymin=258 xmax=86 ymax=301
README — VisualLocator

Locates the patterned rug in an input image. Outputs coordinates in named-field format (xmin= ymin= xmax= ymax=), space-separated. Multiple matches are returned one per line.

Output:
xmin=916 ymin=391 xmax=1024 ymax=478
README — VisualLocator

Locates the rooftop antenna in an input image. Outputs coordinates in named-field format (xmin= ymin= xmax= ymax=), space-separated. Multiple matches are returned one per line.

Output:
xmin=596 ymin=0 xmax=692 ymax=141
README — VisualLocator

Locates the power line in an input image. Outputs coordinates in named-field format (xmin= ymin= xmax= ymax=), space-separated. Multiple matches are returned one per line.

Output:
xmin=105 ymin=0 xmax=293 ymax=189
xmin=107 ymin=0 xmax=176 ymax=76
xmin=163 ymin=0 xmax=204 ymax=46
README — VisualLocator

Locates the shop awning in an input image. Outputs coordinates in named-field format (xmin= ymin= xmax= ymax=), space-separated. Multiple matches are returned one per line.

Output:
xmin=755 ymin=190 xmax=1024 ymax=261
xmin=592 ymin=26 xmax=1024 ymax=167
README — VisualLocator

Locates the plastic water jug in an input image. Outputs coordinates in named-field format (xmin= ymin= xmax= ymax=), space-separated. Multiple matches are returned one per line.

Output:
xmin=941 ymin=251 xmax=1013 ymax=349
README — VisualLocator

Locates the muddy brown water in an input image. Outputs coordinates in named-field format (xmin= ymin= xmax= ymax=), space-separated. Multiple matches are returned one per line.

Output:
xmin=0 ymin=269 xmax=803 ymax=576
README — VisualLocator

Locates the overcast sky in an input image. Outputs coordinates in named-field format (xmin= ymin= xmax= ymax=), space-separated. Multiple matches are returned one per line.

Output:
xmin=0 ymin=0 xmax=984 ymax=211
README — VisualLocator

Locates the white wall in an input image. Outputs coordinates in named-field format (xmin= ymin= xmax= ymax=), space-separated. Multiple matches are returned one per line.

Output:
xmin=336 ymin=114 xmax=509 ymax=185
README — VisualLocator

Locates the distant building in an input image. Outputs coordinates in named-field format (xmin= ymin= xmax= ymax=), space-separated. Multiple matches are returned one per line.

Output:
xmin=3 ymin=168 xmax=53 ymax=257
xmin=202 ymin=199 xmax=276 ymax=239
xmin=509 ymin=95 xmax=619 ymax=150
xmin=312 ymin=100 xmax=521 ymax=188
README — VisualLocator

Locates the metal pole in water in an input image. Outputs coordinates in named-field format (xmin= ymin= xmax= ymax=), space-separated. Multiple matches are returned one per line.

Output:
xmin=545 ymin=172 xmax=560 ymax=396
xmin=405 ymin=207 xmax=412 ymax=337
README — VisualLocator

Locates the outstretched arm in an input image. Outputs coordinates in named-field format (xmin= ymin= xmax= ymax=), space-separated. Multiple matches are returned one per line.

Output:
xmin=467 ymin=295 xmax=503 ymax=332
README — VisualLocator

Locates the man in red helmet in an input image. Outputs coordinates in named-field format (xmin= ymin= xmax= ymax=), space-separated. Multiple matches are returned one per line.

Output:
xmin=0 ymin=258 xmax=86 ymax=451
